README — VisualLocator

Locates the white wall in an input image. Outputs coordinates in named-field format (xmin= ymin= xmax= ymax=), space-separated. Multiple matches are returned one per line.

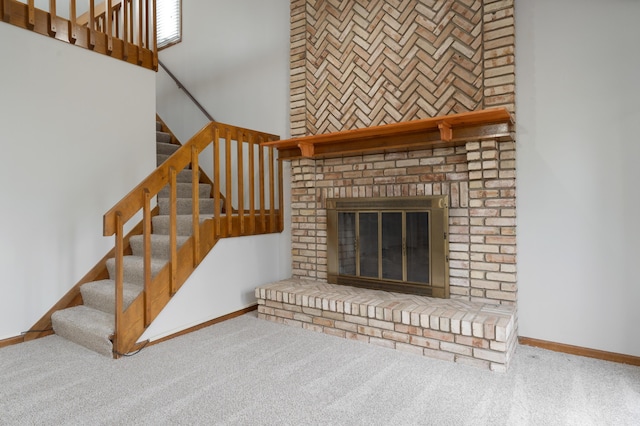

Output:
xmin=148 ymin=0 xmax=291 ymax=340
xmin=156 ymin=0 xmax=290 ymax=140
xmin=0 ymin=24 xmax=156 ymax=340
xmin=140 ymin=217 xmax=290 ymax=341
xmin=516 ymin=0 xmax=640 ymax=356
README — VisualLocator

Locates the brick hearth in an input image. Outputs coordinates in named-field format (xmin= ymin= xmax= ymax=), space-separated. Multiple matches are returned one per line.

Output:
xmin=256 ymin=279 xmax=517 ymax=372
xmin=263 ymin=0 xmax=518 ymax=371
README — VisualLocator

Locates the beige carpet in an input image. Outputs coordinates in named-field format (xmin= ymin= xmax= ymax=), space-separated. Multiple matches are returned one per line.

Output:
xmin=1 ymin=312 xmax=639 ymax=425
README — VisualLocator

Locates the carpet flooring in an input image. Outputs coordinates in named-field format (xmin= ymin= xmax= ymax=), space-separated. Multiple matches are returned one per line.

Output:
xmin=1 ymin=312 xmax=639 ymax=425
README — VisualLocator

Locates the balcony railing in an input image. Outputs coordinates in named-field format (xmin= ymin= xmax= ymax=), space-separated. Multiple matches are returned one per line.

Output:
xmin=1 ymin=0 xmax=157 ymax=70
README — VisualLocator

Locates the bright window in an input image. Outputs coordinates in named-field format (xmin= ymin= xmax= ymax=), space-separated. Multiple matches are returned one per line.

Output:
xmin=157 ymin=0 xmax=181 ymax=49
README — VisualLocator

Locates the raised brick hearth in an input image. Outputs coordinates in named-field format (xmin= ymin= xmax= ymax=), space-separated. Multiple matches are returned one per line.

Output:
xmin=263 ymin=0 xmax=518 ymax=371
xmin=256 ymin=279 xmax=517 ymax=371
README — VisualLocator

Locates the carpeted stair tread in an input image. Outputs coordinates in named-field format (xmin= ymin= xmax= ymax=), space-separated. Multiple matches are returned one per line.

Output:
xmin=152 ymin=214 xmax=212 ymax=236
xmin=158 ymin=182 xmax=211 ymax=199
xmin=129 ymin=234 xmax=190 ymax=260
xmin=105 ymin=256 xmax=167 ymax=286
xmin=176 ymin=169 xmax=198 ymax=183
xmin=157 ymin=154 xmax=170 ymax=166
xmin=158 ymin=197 xmax=218 ymax=215
xmin=51 ymin=118 xmax=221 ymax=357
xmin=156 ymin=131 xmax=171 ymax=143
xmin=157 ymin=154 xmax=193 ymax=169
xmin=51 ymin=305 xmax=114 ymax=357
xmin=156 ymin=142 xmax=180 ymax=156
xmin=80 ymin=279 xmax=143 ymax=314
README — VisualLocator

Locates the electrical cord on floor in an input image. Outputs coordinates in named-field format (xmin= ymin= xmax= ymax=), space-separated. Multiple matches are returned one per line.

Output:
xmin=112 ymin=339 xmax=150 ymax=357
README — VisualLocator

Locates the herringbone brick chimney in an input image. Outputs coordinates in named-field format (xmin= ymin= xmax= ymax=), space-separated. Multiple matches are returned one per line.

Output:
xmin=290 ymin=0 xmax=514 ymax=137
xmin=288 ymin=0 xmax=516 ymax=306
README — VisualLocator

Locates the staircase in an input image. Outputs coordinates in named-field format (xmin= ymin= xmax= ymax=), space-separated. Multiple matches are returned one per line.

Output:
xmin=51 ymin=121 xmax=218 ymax=357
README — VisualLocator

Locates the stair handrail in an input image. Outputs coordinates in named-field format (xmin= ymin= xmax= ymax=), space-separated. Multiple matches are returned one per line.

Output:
xmin=103 ymin=120 xmax=282 ymax=356
xmin=159 ymin=60 xmax=216 ymax=122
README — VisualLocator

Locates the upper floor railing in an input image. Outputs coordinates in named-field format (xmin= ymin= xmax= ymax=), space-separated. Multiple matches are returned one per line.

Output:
xmin=1 ymin=0 xmax=157 ymax=70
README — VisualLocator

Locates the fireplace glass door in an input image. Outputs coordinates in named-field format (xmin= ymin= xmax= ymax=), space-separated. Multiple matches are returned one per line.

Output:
xmin=328 ymin=196 xmax=448 ymax=298
xmin=337 ymin=211 xmax=430 ymax=285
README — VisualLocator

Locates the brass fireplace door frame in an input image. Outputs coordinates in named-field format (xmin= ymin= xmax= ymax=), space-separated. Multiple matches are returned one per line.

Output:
xmin=326 ymin=196 xmax=449 ymax=298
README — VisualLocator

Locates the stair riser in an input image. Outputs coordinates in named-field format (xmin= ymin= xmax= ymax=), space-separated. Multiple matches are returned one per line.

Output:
xmin=152 ymin=216 xmax=208 ymax=236
xmin=158 ymin=183 xmax=211 ymax=199
xmin=158 ymin=198 xmax=218 ymax=215
xmin=150 ymin=168 xmax=196 ymax=183
xmin=156 ymin=142 xmax=180 ymax=156
xmin=80 ymin=280 xmax=142 ymax=314
xmin=129 ymin=236 xmax=189 ymax=260
xmin=156 ymin=155 xmax=193 ymax=169
xmin=156 ymin=131 xmax=171 ymax=143
xmin=176 ymin=170 xmax=197 ymax=183
xmin=51 ymin=306 xmax=114 ymax=357
xmin=105 ymin=257 xmax=166 ymax=287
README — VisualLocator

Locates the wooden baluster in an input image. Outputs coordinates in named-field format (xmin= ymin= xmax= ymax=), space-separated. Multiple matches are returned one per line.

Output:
xmin=191 ymin=147 xmax=200 ymax=265
xmin=89 ymin=0 xmax=95 ymax=48
xmin=27 ymin=0 xmax=35 ymax=27
xmin=213 ymin=128 xmax=221 ymax=238
xmin=152 ymin=0 xmax=157 ymax=68
xmin=138 ymin=0 xmax=146 ymax=64
xmin=106 ymin=0 xmax=113 ymax=53
xmin=259 ymin=143 xmax=266 ymax=232
xmin=137 ymin=0 xmax=144 ymax=63
xmin=269 ymin=147 xmax=276 ymax=233
xmin=128 ymin=0 xmax=134 ymax=43
xmin=248 ymin=134 xmax=256 ymax=234
xmin=225 ymin=129 xmax=233 ymax=236
xmin=143 ymin=188 xmax=152 ymax=327
xmin=237 ymin=132 xmax=245 ymax=235
xmin=113 ymin=4 xmax=120 ymax=41
xmin=169 ymin=167 xmax=177 ymax=295
xmin=278 ymin=153 xmax=284 ymax=232
xmin=144 ymin=0 xmax=149 ymax=50
xmin=114 ymin=212 xmax=124 ymax=358
xmin=69 ymin=0 xmax=77 ymax=43
xmin=49 ymin=0 xmax=57 ymax=33
xmin=123 ymin=0 xmax=129 ymax=59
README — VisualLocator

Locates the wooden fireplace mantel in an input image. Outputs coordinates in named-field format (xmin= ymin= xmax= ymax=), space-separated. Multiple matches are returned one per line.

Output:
xmin=262 ymin=108 xmax=514 ymax=160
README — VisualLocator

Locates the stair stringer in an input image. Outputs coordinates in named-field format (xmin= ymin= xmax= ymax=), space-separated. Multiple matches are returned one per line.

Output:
xmin=114 ymin=217 xmax=221 ymax=355
xmin=24 ymin=217 xmax=149 ymax=342
xmin=47 ymin=118 xmax=281 ymax=357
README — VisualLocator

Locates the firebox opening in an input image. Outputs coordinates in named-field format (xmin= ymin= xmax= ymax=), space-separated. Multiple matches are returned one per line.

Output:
xmin=327 ymin=196 xmax=449 ymax=298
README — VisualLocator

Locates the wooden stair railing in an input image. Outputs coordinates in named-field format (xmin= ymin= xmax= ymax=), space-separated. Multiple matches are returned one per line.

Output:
xmin=0 ymin=0 xmax=157 ymax=70
xmin=103 ymin=121 xmax=281 ymax=357
xmin=155 ymin=114 xmax=227 ymax=208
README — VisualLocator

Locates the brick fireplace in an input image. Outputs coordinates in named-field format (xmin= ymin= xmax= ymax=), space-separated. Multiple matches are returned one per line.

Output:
xmin=288 ymin=138 xmax=516 ymax=304
xmin=257 ymin=0 xmax=517 ymax=370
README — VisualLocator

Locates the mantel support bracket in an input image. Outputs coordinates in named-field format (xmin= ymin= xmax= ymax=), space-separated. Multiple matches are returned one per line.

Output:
xmin=438 ymin=122 xmax=452 ymax=142
xmin=298 ymin=142 xmax=315 ymax=158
